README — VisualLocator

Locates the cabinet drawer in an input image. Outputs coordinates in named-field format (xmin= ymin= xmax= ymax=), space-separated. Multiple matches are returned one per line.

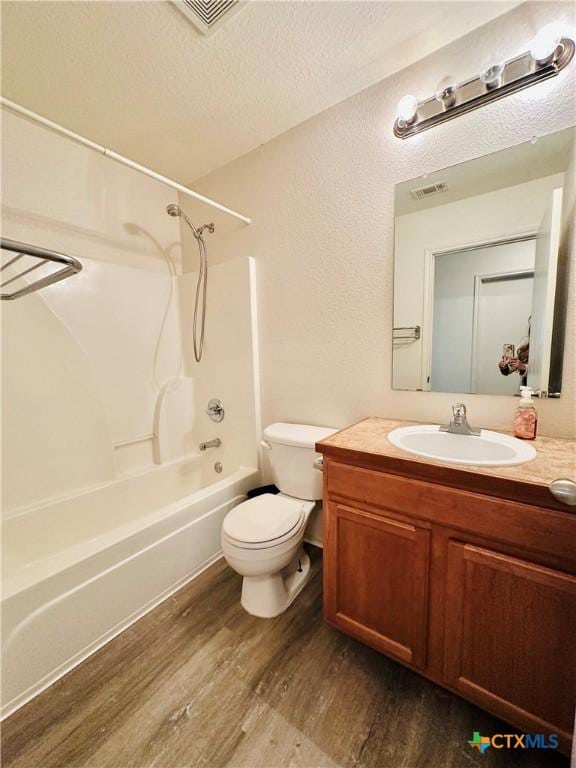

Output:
xmin=324 ymin=460 xmax=576 ymax=565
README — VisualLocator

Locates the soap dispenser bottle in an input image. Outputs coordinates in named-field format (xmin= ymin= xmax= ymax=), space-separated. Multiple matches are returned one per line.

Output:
xmin=514 ymin=386 xmax=538 ymax=440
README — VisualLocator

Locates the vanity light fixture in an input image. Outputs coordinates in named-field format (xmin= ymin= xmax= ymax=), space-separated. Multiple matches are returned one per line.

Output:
xmin=394 ymin=25 xmax=574 ymax=139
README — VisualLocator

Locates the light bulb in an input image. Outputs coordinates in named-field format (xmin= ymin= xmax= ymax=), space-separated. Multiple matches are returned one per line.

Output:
xmin=480 ymin=63 xmax=504 ymax=90
xmin=530 ymin=24 xmax=562 ymax=65
xmin=397 ymin=95 xmax=418 ymax=125
xmin=434 ymin=77 xmax=457 ymax=109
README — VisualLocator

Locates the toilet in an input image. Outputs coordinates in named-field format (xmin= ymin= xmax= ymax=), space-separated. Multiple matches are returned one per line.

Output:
xmin=221 ymin=422 xmax=337 ymax=618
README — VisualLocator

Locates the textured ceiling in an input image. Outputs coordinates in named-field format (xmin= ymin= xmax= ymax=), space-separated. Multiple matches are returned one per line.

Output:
xmin=1 ymin=1 xmax=519 ymax=183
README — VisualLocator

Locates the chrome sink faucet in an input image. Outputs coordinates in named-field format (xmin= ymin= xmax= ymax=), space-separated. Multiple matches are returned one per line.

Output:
xmin=439 ymin=403 xmax=480 ymax=436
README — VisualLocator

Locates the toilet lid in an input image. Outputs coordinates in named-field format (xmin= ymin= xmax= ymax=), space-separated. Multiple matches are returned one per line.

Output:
xmin=223 ymin=494 xmax=304 ymax=544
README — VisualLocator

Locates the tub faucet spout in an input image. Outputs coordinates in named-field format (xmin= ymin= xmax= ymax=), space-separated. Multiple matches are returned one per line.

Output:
xmin=199 ymin=438 xmax=222 ymax=451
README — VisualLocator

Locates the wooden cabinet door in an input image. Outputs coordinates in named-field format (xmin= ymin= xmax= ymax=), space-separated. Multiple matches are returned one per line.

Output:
xmin=324 ymin=502 xmax=430 ymax=669
xmin=444 ymin=541 xmax=576 ymax=744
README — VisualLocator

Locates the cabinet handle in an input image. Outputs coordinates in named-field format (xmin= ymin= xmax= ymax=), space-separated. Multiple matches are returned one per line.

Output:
xmin=549 ymin=479 xmax=576 ymax=506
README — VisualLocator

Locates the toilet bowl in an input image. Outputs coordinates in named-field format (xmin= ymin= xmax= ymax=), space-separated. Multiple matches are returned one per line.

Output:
xmin=221 ymin=422 xmax=337 ymax=618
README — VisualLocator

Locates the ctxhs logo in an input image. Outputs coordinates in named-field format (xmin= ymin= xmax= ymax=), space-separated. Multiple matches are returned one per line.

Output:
xmin=468 ymin=731 xmax=559 ymax=753
xmin=468 ymin=732 xmax=491 ymax=753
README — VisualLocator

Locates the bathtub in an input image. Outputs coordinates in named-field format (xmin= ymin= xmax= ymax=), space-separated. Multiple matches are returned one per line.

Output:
xmin=1 ymin=457 xmax=259 ymax=718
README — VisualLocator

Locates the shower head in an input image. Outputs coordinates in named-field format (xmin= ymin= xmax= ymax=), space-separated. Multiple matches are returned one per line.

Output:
xmin=165 ymin=204 xmax=214 ymax=240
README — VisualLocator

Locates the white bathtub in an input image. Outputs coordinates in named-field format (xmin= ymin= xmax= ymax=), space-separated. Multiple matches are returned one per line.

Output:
xmin=1 ymin=457 xmax=259 ymax=718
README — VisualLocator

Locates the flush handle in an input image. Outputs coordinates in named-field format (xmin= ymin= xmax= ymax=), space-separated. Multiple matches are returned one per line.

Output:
xmin=313 ymin=456 xmax=324 ymax=472
xmin=549 ymin=479 xmax=576 ymax=507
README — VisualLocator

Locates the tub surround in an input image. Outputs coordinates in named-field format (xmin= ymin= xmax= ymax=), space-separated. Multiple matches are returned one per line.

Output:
xmin=318 ymin=417 xmax=576 ymax=512
xmin=317 ymin=418 xmax=576 ymax=755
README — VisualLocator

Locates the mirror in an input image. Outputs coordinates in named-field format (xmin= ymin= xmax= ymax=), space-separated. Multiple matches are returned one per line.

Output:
xmin=392 ymin=127 xmax=574 ymax=397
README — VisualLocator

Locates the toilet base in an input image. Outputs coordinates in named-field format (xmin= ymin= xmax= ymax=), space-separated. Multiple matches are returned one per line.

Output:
xmin=240 ymin=548 xmax=311 ymax=618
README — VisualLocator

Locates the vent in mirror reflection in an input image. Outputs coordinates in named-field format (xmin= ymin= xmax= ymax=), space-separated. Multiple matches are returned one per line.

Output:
xmin=409 ymin=181 xmax=448 ymax=200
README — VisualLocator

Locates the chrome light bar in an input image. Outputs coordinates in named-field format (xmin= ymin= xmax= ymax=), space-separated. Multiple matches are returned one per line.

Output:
xmin=394 ymin=33 xmax=575 ymax=139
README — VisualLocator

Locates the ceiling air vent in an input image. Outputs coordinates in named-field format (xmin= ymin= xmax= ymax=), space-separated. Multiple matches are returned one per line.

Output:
xmin=171 ymin=0 xmax=243 ymax=35
xmin=410 ymin=181 xmax=448 ymax=200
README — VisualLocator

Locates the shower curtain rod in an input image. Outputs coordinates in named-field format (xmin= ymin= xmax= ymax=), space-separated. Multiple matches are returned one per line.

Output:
xmin=1 ymin=97 xmax=252 ymax=226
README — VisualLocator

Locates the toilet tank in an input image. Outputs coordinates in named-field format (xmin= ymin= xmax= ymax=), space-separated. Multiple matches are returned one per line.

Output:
xmin=262 ymin=423 xmax=338 ymax=500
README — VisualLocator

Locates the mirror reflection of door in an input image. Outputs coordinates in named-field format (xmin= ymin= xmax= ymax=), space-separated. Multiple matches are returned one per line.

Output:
xmin=472 ymin=269 xmax=533 ymax=395
xmin=429 ymin=238 xmax=536 ymax=395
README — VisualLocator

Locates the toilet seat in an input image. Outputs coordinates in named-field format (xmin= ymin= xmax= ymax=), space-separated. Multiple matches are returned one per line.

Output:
xmin=222 ymin=494 xmax=305 ymax=549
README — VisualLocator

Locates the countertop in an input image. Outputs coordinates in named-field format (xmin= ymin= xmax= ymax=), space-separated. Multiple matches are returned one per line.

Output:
xmin=316 ymin=417 xmax=576 ymax=511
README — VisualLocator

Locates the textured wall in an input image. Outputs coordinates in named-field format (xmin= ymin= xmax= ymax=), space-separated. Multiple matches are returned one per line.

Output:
xmin=192 ymin=1 xmax=576 ymax=439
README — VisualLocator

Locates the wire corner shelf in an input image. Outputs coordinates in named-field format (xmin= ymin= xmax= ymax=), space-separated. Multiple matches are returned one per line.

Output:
xmin=1 ymin=237 xmax=82 ymax=301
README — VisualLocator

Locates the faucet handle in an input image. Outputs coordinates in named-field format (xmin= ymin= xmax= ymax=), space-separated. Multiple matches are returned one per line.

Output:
xmin=453 ymin=403 xmax=467 ymax=417
xmin=206 ymin=398 xmax=225 ymax=423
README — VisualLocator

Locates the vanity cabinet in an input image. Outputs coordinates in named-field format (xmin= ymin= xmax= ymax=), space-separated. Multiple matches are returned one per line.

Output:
xmin=320 ymin=452 xmax=576 ymax=755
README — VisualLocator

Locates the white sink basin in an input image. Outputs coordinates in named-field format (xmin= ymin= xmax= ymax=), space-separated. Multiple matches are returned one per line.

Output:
xmin=387 ymin=425 xmax=536 ymax=467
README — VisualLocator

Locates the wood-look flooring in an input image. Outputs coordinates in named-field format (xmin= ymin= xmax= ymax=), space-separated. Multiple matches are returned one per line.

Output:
xmin=2 ymin=548 xmax=569 ymax=768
